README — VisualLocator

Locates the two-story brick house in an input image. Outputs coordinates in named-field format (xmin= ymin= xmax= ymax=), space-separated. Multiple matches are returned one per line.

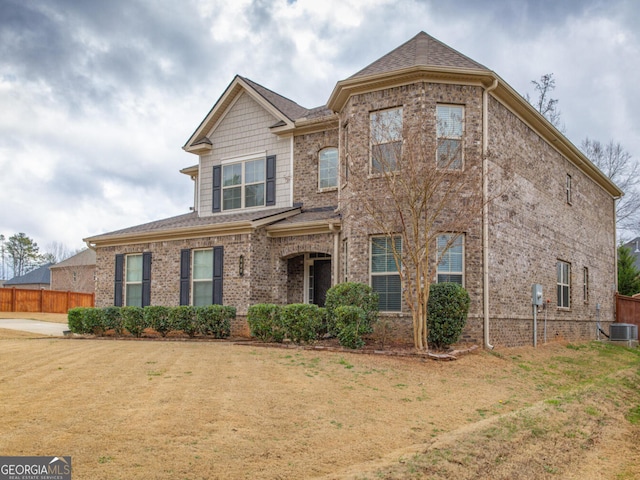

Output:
xmin=85 ymin=32 xmax=622 ymax=347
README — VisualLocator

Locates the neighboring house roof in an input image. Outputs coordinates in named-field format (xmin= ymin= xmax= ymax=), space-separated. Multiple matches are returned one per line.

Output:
xmin=4 ymin=263 xmax=53 ymax=286
xmin=49 ymin=249 xmax=96 ymax=270
xmin=350 ymin=31 xmax=488 ymax=79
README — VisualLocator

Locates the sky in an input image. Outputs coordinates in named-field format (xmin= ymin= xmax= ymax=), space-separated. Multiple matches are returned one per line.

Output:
xmin=1 ymin=0 xmax=639 ymax=257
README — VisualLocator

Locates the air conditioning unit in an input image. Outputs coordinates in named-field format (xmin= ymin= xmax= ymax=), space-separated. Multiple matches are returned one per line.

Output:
xmin=609 ymin=323 xmax=638 ymax=341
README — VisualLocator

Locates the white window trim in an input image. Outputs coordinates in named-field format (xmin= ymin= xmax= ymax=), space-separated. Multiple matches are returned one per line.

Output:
xmin=370 ymin=107 xmax=403 ymax=174
xmin=221 ymin=151 xmax=266 ymax=165
xmin=191 ymin=248 xmax=213 ymax=306
xmin=557 ymin=260 xmax=571 ymax=309
xmin=436 ymin=104 xmax=465 ymax=170
xmin=124 ymin=253 xmax=142 ymax=307
xmin=370 ymin=235 xmax=402 ymax=312
xmin=436 ymin=233 xmax=465 ymax=286
xmin=318 ymin=147 xmax=339 ymax=191
xmin=222 ymin=158 xmax=266 ymax=211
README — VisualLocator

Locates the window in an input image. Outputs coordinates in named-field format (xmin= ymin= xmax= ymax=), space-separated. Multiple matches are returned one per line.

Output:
xmin=192 ymin=249 xmax=213 ymax=306
xmin=557 ymin=261 xmax=570 ymax=308
xmin=371 ymin=236 xmax=402 ymax=311
xmin=180 ymin=247 xmax=224 ymax=306
xmin=583 ymin=267 xmax=589 ymax=303
xmin=370 ymin=108 xmax=402 ymax=172
xmin=125 ymin=254 xmax=143 ymax=307
xmin=436 ymin=105 xmax=464 ymax=169
xmin=319 ymin=147 xmax=338 ymax=189
xmin=566 ymin=174 xmax=572 ymax=204
xmin=436 ymin=234 xmax=464 ymax=284
xmin=223 ymin=159 xmax=265 ymax=210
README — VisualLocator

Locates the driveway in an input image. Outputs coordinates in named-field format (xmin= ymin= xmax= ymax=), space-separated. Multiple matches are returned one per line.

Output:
xmin=0 ymin=319 xmax=69 ymax=336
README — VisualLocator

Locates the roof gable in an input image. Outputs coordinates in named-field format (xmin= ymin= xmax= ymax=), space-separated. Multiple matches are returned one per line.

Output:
xmin=183 ymin=76 xmax=310 ymax=154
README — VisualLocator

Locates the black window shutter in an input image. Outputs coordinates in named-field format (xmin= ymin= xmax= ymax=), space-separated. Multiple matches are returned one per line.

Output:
xmin=266 ymin=155 xmax=276 ymax=206
xmin=142 ymin=252 xmax=152 ymax=307
xmin=179 ymin=249 xmax=191 ymax=305
xmin=114 ymin=254 xmax=124 ymax=307
xmin=212 ymin=246 xmax=224 ymax=305
xmin=212 ymin=165 xmax=221 ymax=212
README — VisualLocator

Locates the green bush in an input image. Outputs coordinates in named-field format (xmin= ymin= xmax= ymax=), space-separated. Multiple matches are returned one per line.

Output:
xmin=197 ymin=305 xmax=234 ymax=338
xmin=83 ymin=308 xmax=105 ymax=336
xmin=280 ymin=303 xmax=322 ymax=344
xmin=427 ymin=283 xmax=470 ymax=349
xmin=101 ymin=306 xmax=123 ymax=336
xmin=325 ymin=282 xmax=379 ymax=336
xmin=247 ymin=304 xmax=283 ymax=342
xmin=334 ymin=305 xmax=367 ymax=349
xmin=144 ymin=306 xmax=172 ymax=337
xmin=67 ymin=307 xmax=87 ymax=334
xmin=169 ymin=305 xmax=197 ymax=337
xmin=121 ymin=306 xmax=146 ymax=338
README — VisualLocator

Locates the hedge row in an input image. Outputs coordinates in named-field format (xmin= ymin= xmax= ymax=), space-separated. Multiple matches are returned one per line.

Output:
xmin=68 ymin=305 xmax=236 ymax=339
xmin=246 ymin=282 xmax=379 ymax=349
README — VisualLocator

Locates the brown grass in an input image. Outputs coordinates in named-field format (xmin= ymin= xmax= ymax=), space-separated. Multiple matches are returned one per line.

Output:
xmin=0 ymin=334 xmax=638 ymax=479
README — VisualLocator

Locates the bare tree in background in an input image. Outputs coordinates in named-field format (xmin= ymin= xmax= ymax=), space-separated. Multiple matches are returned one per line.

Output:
xmin=44 ymin=241 xmax=80 ymax=264
xmin=344 ymin=107 xmax=501 ymax=350
xmin=526 ymin=73 xmax=564 ymax=131
xmin=581 ymin=138 xmax=640 ymax=233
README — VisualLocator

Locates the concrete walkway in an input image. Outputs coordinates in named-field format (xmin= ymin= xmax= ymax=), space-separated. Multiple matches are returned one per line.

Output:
xmin=0 ymin=319 xmax=69 ymax=336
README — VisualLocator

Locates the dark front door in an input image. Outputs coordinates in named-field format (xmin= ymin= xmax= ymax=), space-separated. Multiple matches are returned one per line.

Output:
xmin=313 ymin=260 xmax=331 ymax=307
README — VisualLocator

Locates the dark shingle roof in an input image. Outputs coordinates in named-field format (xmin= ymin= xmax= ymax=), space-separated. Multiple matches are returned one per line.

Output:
xmin=240 ymin=76 xmax=310 ymax=121
xmin=350 ymin=31 xmax=488 ymax=79
xmin=5 ymin=263 xmax=53 ymax=286
xmin=85 ymin=207 xmax=302 ymax=242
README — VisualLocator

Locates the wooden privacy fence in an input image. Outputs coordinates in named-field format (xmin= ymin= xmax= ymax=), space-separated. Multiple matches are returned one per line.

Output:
xmin=615 ymin=293 xmax=640 ymax=327
xmin=0 ymin=287 xmax=95 ymax=314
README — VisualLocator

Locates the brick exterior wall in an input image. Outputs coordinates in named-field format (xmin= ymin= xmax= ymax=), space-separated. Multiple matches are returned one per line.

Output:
xmin=92 ymin=73 xmax=618 ymax=348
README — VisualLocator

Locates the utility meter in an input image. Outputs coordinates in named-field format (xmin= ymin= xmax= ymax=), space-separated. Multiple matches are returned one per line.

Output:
xmin=532 ymin=284 xmax=543 ymax=306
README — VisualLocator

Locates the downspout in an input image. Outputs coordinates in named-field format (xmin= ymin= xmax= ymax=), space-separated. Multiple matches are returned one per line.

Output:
xmin=483 ymin=78 xmax=498 ymax=350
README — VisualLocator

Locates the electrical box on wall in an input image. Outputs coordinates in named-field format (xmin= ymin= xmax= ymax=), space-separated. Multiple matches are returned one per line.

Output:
xmin=532 ymin=284 xmax=543 ymax=306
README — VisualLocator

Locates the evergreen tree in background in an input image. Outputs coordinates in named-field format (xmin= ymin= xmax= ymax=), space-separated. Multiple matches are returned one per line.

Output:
xmin=618 ymin=245 xmax=640 ymax=296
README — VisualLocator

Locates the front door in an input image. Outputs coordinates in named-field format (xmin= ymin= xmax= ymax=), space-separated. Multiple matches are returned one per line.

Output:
xmin=313 ymin=259 xmax=332 ymax=307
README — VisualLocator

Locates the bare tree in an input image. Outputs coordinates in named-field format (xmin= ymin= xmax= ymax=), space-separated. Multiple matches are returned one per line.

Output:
xmin=44 ymin=241 xmax=79 ymax=264
xmin=343 ymin=108 xmax=496 ymax=350
xmin=581 ymin=138 xmax=640 ymax=232
xmin=526 ymin=73 xmax=564 ymax=130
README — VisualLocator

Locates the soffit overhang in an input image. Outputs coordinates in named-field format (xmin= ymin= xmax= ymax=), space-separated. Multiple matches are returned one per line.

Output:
xmin=266 ymin=219 xmax=341 ymax=238
xmin=328 ymin=65 xmax=623 ymax=199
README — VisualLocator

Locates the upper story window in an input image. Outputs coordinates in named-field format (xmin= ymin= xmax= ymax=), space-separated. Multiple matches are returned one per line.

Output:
xmin=370 ymin=108 xmax=403 ymax=173
xmin=436 ymin=234 xmax=464 ymax=285
xmin=436 ymin=105 xmax=464 ymax=169
xmin=566 ymin=174 xmax=572 ymax=204
xmin=223 ymin=159 xmax=265 ymax=210
xmin=319 ymin=147 xmax=338 ymax=189
xmin=213 ymin=155 xmax=276 ymax=213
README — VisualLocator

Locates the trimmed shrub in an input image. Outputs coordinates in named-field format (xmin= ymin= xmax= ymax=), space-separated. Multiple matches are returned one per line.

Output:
xmin=83 ymin=308 xmax=104 ymax=336
xmin=325 ymin=282 xmax=379 ymax=336
xmin=102 ymin=306 xmax=123 ymax=336
xmin=247 ymin=304 xmax=283 ymax=342
xmin=121 ymin=306 xmax=146 ymax=337
xmin=280 ymin=303 xmax=322 ymax=344
xmin=334 ymin=305 xmax=367 ymax=349
xmin=169 ymin=305 xmax=197 ymax=337
xmin=197 ymin=305 xmax=234 ymax=339
xmin=145 ymin=306 xmax=172 ymax=337
xmin=427 ymin=283 xmax=470 ymax=349
xmin=67 ymin=307 xmax=87 ymax=334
